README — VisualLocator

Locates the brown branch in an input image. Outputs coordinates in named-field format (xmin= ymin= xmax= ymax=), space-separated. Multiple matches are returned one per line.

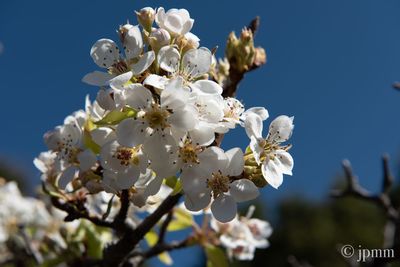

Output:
xmin=101 ymin=193 xmax=182 ymax=266
xmin=50 ymin=195 xmax=114 ymax=229
xmin=331 ymin=156 xmax=400 ymax=267
xmin=158 ymin=210 xmax=173 ymax=245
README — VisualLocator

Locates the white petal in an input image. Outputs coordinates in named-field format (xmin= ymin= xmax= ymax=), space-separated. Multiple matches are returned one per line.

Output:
xmin=131 ymin=51 xmax=155 ymax=75
xmin=181 ymin=19 xmax=194 ymax=35
xmin=168 ymin=105 xmax=197 ymax=131
xmin=143 ymin=74 xmax=169 ymax=90
xmin=225 ymin=148 xmax=244 ymax=176
xmin=116 ymin=118 xmax=146 ymax=147
xmin=184 ymin=191 xmax=211 ymax=211
xmin=90 ymin=39 xmax=119 ymax=68
xmin=275 ymin=150 xmax=294 ymax=175
xmin=261 ymin=159 xmax=284 ymax=189
xmin=244 ymin=112 xmax=263 ymax=140
xmin=58 ymin=166 xmax=78 ymax=189
xmin=116 ymin=167 xmax=140 ymax=189
xmin=123 ymin=84 xmax=152 ymax=109
xmin=158 ymin=46 xmax=180 ymax=73
xmin=189 ymin=124 xmax=215 ymax=146
xmin=109 ymin=72 xmax=133 ymax=90
xmin=249 ymin=136 xmax=263 ymax=165
xmin=161 ymin=77 xmax=189 ymax=110
xmin=77 ymin=149 xmax=96 ymax=171
xmin=124 ymin=25 xmax=143 ymax=60
xmin=190 ymin=80 xmax=223 ymax=95
xmin=211 ymin=194 xmax=237 ymax=223
xmin=96 ymin=89 xmax=115 ymax=110
xmin=230 ymin=179 xmax=259 ymax=202
xmin=143 ymin=133 xmax=179 ymax=178
xmin=198 ymin=146 xmax=229 ymax=174
xmin=180 ymin=167 xmax=208 ymax=194
xmin=155 ymin=7 xmax=166 ymax=26
xmin=182 ymin=47 xmax=212 ymax=78
xmin=82 ymin=71 xmax=114 ymax=86
xmin=268 ymin=115 xmax=294 ymax=143
xmin=243 ymin=107 xmax=269 ymax=121
xmin=91 ymin=127 xmax=116 ymax=147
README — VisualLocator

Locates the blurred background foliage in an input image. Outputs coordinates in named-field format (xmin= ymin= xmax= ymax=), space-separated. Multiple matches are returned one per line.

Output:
xmin=1 ymin=160 xmax=399 ymax=267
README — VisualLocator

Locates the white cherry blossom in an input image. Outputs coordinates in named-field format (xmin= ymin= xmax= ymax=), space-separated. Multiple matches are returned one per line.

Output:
xmin=82 ymin=24 xmax=155 ymax=87
xmin=245 ymin=114 xmax=294 ymax=189
xmin=182 ymin=147 xmax=259 ymax=222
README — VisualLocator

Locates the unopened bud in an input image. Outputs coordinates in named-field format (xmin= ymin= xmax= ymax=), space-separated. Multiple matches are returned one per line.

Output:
xmin=175 ymin=32 xmax=200 ymax=53
xmin=253 ymin=47 xmax=267 ymax=67
xmin=149 ymin=28 xmax=171 ymax=51
xmin=135 ymin=7 xmax=155 ymax=31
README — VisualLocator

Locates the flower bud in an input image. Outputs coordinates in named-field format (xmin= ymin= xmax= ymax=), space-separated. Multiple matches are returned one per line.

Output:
xmin=175 ymin=32 xmax=200 ymax=53
xmin=135 ymin=7 xmax=155 ymax=31
xmin=149 ymin=28 xmax=171 ymax=51
xmin=226 ymin=28 xmax=262 ymax=72
xmin=253 ymin=47 xmax=267 ymax=67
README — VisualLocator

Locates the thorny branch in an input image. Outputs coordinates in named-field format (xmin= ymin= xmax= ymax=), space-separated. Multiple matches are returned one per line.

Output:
xmin=331 ymin=155 xmax=400 ymax=267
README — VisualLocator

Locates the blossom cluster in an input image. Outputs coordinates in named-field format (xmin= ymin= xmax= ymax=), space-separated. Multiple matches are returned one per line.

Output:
xmin=211 ymin=206 xmax=272 ymax=260
xmin=35 ymin=6 xmax=294 ymax=223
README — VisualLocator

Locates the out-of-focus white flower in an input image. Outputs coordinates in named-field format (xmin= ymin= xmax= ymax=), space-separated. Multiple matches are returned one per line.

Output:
xmin=210 ymin=206 xmax=272 ymax=260
xmin=155 ymin=7 xmax=194 ymax=36
xmin=245 ymin=114 xmax=294 ymax=189
xmin=0 ymin=181 xmax=51 ymax=243
xmin=42 ymin=111 xmax=96 ymax=189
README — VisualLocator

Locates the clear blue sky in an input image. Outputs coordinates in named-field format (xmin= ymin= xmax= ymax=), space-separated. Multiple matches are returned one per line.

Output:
xmin=1 ymin=0 xmax=400 ymax=264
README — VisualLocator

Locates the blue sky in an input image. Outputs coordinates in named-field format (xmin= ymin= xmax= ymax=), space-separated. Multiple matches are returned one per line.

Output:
xmin=2 ymin=0 xmax=400 ymax=265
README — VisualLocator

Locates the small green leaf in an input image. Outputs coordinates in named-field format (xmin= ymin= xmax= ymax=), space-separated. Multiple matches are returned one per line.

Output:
xmin=144 ymin=230 xmax=158 ymax=246
xmin=94 ymin=107 xmax=137 ymax=126
xmin=158 ymin=251 xmax=173 ymax=265
xmin=83 ymin=130 xmax=101 ymax=154
xmin=205 ymin=245 xmax=229 ymax=267
xmin=171 ymin=180 xmax=183 ymax=195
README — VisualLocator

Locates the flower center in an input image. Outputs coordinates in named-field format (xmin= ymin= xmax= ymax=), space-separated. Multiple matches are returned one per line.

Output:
xmin=207 ymin=171 xmax=230 ymax=198
xmin=143 ymin=105 xmax=170 ymax=129
xmin=113 ymin=146 xmax=141 ymax=166
xmin=109 ymin=61 xmax=129 ymax=75
xmin=179 ymin=141 xmax=201 ymax=165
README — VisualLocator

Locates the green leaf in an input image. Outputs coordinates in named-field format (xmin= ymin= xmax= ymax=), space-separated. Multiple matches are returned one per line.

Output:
xmin=94 ymin=107 xmax=137 ymax=126
xmin=205 ymin=245 xmax=229 ymax=267
xmin=158 ymin=252 xmax=173 ymax=265
xmin=80 ymin=221 xmax=106 ymax=259
xmin=83 ymin=130 xmax=101 ymax=154
xmin=167 ymin=207 xmax=193 ymax=231
xmin=171 ymin=180 xmax=183 ymax=195
xmin=144 ymin=230 xmax=158 ymax=246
